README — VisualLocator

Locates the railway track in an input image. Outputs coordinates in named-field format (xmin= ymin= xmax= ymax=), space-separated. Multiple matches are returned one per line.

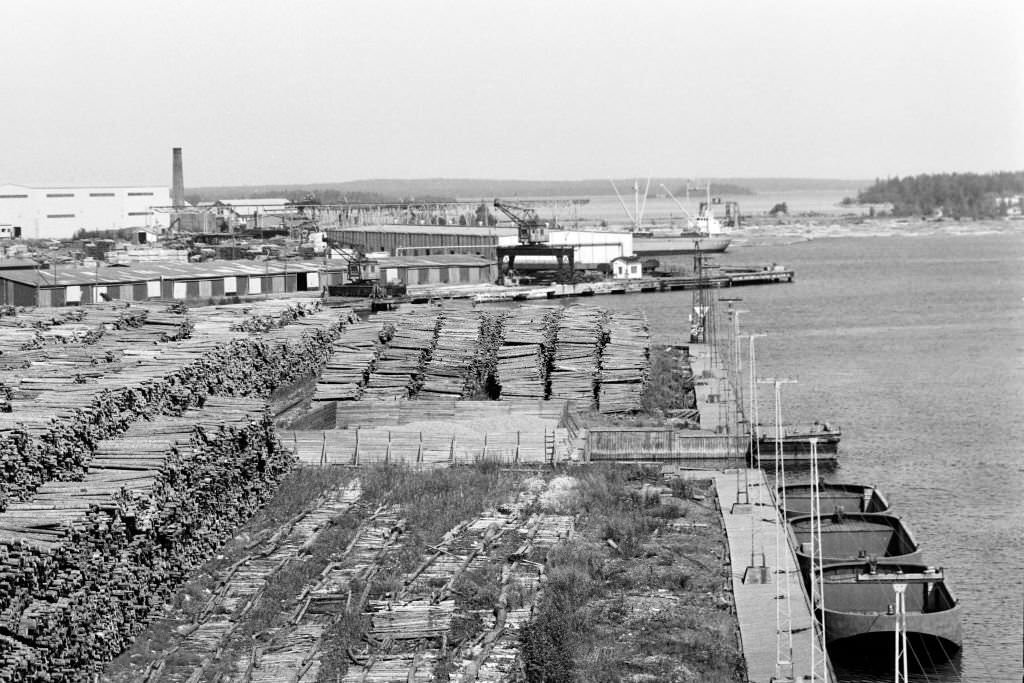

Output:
xmin=134 ymin=480 xmax=363 ymax=683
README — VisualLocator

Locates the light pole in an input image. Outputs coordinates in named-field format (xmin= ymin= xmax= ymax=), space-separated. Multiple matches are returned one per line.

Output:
xmin=759 ymin=376 xmax=798 ymax=683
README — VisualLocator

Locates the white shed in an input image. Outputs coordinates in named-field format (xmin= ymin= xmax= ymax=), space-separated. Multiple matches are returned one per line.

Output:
xmin=611 ymin=256 xmax=643 ymax=279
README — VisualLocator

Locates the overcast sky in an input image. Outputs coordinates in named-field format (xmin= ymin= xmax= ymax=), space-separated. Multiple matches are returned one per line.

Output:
xmin=1 ymin=0 xmax=1021 ymax=187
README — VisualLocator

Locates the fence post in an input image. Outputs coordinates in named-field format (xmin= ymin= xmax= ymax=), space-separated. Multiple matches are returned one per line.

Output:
xmin=515 ymin=431 xmax=520 ymax=465
xmin=386 ymin=430 xmax=391 ymax=464
xmin=418 ymin=431 xmax=423 ymax=466
xmin=354 ymin=428 xmax=360 ymax=466
xmin=321 ymin=431 xmax=327 ymax=467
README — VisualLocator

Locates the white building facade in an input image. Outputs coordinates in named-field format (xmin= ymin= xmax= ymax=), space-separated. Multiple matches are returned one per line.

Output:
xmin=0 ymin=184 xmax=171 ymax=240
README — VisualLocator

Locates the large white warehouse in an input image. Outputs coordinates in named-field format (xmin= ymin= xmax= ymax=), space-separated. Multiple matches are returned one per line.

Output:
xmin=0 ymin=184 xmax=171 ymax=240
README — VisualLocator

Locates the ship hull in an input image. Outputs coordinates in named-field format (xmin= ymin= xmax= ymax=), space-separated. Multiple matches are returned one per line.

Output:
xmin=789 ymin=513 xmax=922 ymax=574
xmin=632 ymin=237 xmax=731 ymax=255
xmin=820 ymin=562 xmax=962 ymax=662
xmin=779 ymin=483 xmax=890 ymax=520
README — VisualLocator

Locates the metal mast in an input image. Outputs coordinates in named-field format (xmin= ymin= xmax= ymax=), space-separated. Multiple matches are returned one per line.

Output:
xmin=760 ymin=377 xmax=797 ymax=683
xmin=894 ymin=582 xmax=909 ymax=683
xmin=809 ymin=437 xmax=828 ymax=680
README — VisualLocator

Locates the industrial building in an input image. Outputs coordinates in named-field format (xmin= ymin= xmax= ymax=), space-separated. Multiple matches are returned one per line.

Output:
xmin=0 ymin=184 xmax=171 ymax=240
xmin=0 ymin=260 xmax=347 ymax=307
xmin=326 ymin=225 xmax=633 ymax=269
xmin=363 ymin=254 xmax=496 ymax=286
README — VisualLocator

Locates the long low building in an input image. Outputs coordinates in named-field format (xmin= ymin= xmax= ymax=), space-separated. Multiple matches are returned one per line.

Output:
xmin=0 ymin=184 xmax=171 ymax=240
xmin=327 ymin=224 xmax=633 ymax=269
xmin=0 ymin=260 xmax=347 ymax=307
xmin=364 ymin=254 xmax=496 ymax=286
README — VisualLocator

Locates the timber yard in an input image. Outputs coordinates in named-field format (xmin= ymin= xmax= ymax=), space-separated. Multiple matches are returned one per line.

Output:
xmin=0 ymin=151 xmax=969 ymax=683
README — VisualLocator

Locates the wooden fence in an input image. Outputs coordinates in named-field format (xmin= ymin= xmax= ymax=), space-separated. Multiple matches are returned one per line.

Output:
xmin=282 ymin=427 xmax=566 ymax=467
xmin=585 ymin=428 xmax=748 ymax=463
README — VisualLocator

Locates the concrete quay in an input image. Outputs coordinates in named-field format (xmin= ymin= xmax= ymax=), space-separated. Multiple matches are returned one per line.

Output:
xmin=712 ymin=468 xmax=836 ymax=683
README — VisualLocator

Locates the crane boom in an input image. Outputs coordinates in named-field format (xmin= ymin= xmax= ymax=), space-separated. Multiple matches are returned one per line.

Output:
xmin=493 ymin=199 xmax=550 ymax=245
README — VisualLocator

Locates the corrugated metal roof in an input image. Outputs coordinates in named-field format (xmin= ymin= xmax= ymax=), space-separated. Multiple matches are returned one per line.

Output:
xmin=371 ymin=254 xmax=495 ymax=268
xmin=0 ymin=259 xmax=346 ymax=287
xmin=329 ymin=224 xmax=517 ymax=238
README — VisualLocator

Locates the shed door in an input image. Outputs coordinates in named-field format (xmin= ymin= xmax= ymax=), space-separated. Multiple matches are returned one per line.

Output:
xmin=65 ymin=285 xmax=82 ymax=303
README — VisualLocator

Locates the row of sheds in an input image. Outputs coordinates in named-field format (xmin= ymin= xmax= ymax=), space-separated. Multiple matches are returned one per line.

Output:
xmin=0 ymin=254 xmax=495 ymax=307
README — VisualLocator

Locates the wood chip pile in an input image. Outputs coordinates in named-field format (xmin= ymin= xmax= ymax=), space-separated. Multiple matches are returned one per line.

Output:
xmin=598 ymin=311 xmax=651 ymax=413
xmin=548 ymin=305 xmax=606 ymax=406
xmin=0 ymin=397 xmax=291 ymax=679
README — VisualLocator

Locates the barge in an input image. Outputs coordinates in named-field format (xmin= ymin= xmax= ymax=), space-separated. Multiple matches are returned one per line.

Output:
xmin=788 ymin=511 xmax=922 ymax=575
xmin=779 ymin=482 xmax=890 ymax=520
xmin=819 ymin=561 xmax=962 ymax=662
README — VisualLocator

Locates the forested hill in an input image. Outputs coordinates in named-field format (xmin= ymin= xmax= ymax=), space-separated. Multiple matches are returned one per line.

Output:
xmin=846 ymin=171 xmax=1024 ymax=218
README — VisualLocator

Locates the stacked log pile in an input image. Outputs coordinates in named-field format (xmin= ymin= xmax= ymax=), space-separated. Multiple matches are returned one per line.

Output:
xmin=548 ymin=305 xmax=605 ymax=407
xmin=0 ymin=398 xmax=292 ymax=679
xmin=313 ymin=320 xmax=395 ymax=401
xmin=362 ymin=311 xmax=442 ymax=400
xmin=494 ymin=307 xmax=552 ymax=400
xmin=598 ymin=311 xmax=651 ymax=413
xmin=0 ymin=306 xmax=354 ymax=507
xmin=418 ymin=311 xmax=483 ymax=399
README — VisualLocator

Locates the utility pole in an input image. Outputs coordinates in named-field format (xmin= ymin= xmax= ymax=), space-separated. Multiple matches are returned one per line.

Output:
xmin=759 ymin=376 xmax=798 ymax=683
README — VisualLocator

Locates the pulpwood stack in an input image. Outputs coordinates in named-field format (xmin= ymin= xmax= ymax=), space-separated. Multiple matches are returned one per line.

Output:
xmin=0 ymin=398 xmax=292 ymax=679
xmin=0 ymin=304 xmax=357 ymax=508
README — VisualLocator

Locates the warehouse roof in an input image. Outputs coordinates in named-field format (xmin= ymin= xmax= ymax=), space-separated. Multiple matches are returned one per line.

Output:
xmin=329 ymin=224 xmax=517 ymax=238
xmin=0 ymin=259 xmax=347 ymax=287
xmin=371 ymin=254 xmax=495 ymax=268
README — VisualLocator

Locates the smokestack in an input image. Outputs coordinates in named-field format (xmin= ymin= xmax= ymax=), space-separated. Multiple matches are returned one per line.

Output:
xmin=171 ymin=147 xmax=185 ymax=208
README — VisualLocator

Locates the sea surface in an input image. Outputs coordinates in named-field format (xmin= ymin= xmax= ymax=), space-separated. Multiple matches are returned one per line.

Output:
xmin=562 ymin=231 xmax=1024 ymax=682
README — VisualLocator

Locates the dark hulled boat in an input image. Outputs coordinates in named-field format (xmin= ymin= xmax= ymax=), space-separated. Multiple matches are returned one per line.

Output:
xmin=756 ymin=422 xmax=841 ymax=456
xmin=779 ymin=482 xmax=890 ymax=520
xmin=788 ymin=511 xmax=922 ymax=575
xmin=819 ymin=561 xmax=962 ymax=662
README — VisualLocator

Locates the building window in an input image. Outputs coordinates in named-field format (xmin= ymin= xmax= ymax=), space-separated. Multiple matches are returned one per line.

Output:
xmin=0 ymin=194 xmax=29 ymax=199
xmin=46 ymin=193 xmax=74 ymax=198
xmin=128 ymin=211 xmax=153 ymax=216
xmin=47 ymin=214 xmax=75 ymax=218
xmin=90 ymin=192 xmax=115 ymax=197
xmin=127 ymin=191 xmax=154 ymax=196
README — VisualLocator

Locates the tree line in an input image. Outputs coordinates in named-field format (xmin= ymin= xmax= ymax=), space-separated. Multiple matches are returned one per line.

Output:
xmin=843 ymin=171 xmax=1024 ymax=218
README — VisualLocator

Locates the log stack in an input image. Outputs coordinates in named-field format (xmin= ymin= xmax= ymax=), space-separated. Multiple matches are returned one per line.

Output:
xmin=363 ymin=311 xmax=442 ymax=400
xmin=598 ymin=311 xmax=650 ymax=413
xmin=0 ymin=306 xmax=354 ymax=509
xmin=0 ymin=397 xmax=291 ymax=680
xmin=494 ymin=307 xmax=551 ymax=400
xmin=313 ymin=320 xmax=395 ymax=401
xmin=418 ymin=311 xmax=483 ymax=399
xmin=548 ymin=305 xmax=605 ymax=407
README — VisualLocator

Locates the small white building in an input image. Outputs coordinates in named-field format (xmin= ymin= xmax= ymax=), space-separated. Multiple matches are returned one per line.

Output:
xmin=0 ymin=184 xmax=170 ymax=240
xmin=611 ymin=256 xmax=644 ymax=279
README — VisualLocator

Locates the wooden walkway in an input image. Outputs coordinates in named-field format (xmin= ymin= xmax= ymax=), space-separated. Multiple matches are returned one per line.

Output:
xmin=712 ymin=468 xmax=836 ymax=683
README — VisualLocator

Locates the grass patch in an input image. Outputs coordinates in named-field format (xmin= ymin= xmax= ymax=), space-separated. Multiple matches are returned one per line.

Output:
xmin=520 ymin=465 xmax=744 ymax=683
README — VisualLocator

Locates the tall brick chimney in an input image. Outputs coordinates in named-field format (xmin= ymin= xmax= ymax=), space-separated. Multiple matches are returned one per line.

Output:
xmin=171 ymin=147 xmax=185 ymax=208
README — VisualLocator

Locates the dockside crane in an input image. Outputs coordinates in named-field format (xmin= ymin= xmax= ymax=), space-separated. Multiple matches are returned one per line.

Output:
xmin=492 ymin=198 xmax=575 ymax=284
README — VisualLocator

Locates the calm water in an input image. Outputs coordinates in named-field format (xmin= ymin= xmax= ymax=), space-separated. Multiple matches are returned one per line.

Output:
xmin=564 ymin=232 xmax=1024 ymax=682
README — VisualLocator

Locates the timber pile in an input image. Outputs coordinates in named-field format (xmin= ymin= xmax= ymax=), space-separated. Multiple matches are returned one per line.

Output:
xmin=598 ymin=311 xmax=651 ymax=413
xmin=495 ymin=307 xmax=552 ymax=400
xmin=362 ymin=311 xmax=442 ymax=400
xmin=418 ymin=311 xmax=483 ymax=399
xmin=0 ymin=398 xmax=292 ymax=680
xmin=228 ymin=299 xmax=325 ymax=333
xmin=312 ymin=320 xmax=395 ymax=401
xmin=0 ymin=307 xmax=353 ymax=507
xmin=548 ymin=305 xmax=605 ymax=406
